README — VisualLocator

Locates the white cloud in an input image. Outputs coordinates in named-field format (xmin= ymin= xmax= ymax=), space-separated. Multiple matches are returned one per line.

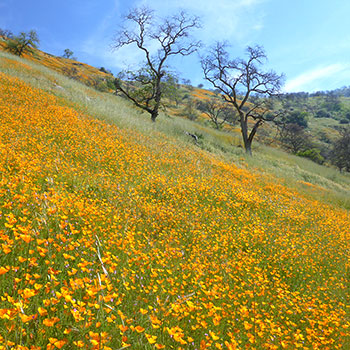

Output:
xmin=284 ymin=64 xmax=350 ymax=92
xmin=80 ymin=0 xmax=267 ymax=73
xmin=138 ymin=0 xmax=266 ymax=43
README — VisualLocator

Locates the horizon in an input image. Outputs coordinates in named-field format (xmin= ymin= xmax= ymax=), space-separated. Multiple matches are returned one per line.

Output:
xmin=1 ymin=0 xmax=350 ymax=93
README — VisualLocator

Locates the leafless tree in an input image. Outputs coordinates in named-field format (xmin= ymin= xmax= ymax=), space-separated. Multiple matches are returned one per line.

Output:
xmin=278 ymin=123 xmax=310 ymax=154
xmin=202 ymin=42 xmax=284 ymax=154
xmin=197 ymin=99 xmax=237 ymax=129
xmin=112 ymin=7 xmax=201 ymax=122
xmin=0 ymin=28 xmax=13 ymax=39
xmin=330 ymin=127 xmax=350 ymax=172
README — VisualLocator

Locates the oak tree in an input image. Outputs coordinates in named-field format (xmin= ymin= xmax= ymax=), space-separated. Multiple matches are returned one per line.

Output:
xmin=62 ymin=49 xmax=76 ymax=60
xmin=330 ymin=127 xmax=350 ymax=172
xmin=112 ymin=7 xmax=201 ymax=122
xmin=5 ymin=30 xmax=39 ymax=57
xmin=202 ymin=43 xmax=284 ymax=154
xmin=0 ymin=28 xmax=13 ymax=39
xmin=197 ymin=99 xmax=237 ymax=129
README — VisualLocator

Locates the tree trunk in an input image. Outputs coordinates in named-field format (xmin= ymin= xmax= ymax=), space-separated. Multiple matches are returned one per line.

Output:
xmin=244 ymin=141 xmax=252 ymax=155
xmin=240 ymin=113 xmax=252 ymax=155
xmin=151 ymin=109 xmax=158 ymax=122
xmin=151 ymin=81 xmax=162 ymax=122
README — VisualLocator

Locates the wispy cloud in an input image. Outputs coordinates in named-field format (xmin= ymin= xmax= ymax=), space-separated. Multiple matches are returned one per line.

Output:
xmin=80 ymin=0 xmax=268 ymax=72
xmin=138 ymin=0 xmax=267 ymax=43
xmin=284 ymin=64 xmax=350 ymax=92
xmin=79 ymin=0 xmax=133 ymax=69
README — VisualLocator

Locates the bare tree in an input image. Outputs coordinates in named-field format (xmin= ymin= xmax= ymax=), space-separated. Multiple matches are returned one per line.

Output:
xmin=278 ymin=123 xmax=310 ymax=154
xmin=112 ymin=7 xmax=201 ymax=122
xmin=0 ymin=28 xmax=13 ymax=39
xmin=197 ymin=99 xmax=237 ymax=129
xmin=202 ymin=43 xmax=284 ymax=154
xmin=330 ymin=127 xmax=350 ymax=172
xmin=274 ymin=109 xmax=311 ymax=153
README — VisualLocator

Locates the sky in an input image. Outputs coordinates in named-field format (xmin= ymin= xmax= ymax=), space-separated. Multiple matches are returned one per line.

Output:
xmin=1 ymin=0 xmax=350 ymax=93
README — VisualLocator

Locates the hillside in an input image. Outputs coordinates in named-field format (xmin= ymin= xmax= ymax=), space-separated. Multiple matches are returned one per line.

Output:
xmin=0 ymin=40 xmax=115 ymax=92
xmin=276 ymin=91 xmax=350 ymax=158
xmin=0 ymin=50 xmax=349 ymax=349
xmin=1 ymin=38 xmax=349 ymax=165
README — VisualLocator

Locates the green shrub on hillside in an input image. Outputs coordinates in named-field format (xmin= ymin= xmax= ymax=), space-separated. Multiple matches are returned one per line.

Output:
xmin=297 ymin=148 xmax=325 ymax=164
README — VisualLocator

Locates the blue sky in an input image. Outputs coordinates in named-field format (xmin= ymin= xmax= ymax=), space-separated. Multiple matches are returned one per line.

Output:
xmin=1 ymin=0 xmax=350 ymax=93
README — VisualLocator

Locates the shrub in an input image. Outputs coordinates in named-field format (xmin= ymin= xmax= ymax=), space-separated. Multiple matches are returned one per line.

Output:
xmin=99 ymin=67 xmax=113 ymax=75
xmin=297 ymin=148 xmax=324 ymax=164
xmin=314 ymin=109 xmax=332 ymax=119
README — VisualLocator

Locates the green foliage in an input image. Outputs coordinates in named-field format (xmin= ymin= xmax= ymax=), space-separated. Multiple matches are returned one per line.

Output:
xmin=315 ymin=109 xmax=332 ymax=119
xmin=117 ymin=66 xmax=158 ymax=108
xmin=279 ymin=110 xmax=309 ymax=128
xmin=160 ymin=73 xmax=181 ymax=105
xmin=92 ymin=77 xmax=116 ymax=92
xmin=116 ymin=67 xmax=180 ymax=112
xmin=99 ymin=67 xmax=113 ymax=75
xmin=197 ymin=99 xmax=237 ymax=129
xmin=322 ymin=94 xmax=341 ymax=112
xmin=297 ymin=148 xmax=324 ymax=164
xmin=62 ymin=48 xmax=76 ymax=60
xmin=5 ymin=30 xmax=39 ymax=56
xmin=181 ymin=96 xmax=198 ymax=120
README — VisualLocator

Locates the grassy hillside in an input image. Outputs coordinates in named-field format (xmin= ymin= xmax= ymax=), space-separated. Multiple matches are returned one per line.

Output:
xmin=1 ymin=48 xmax=349 ymax=210
xmin=0 ymin=40 xmax=114 ymax=92
xmin=0 ymin=51 xmax=349 ymax=349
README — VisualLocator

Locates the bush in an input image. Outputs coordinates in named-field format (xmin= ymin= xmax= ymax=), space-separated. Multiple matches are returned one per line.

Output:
xmin=297 ymin=148 xmax=324 ymax=164
xmin=99 ymin=67 xmax=113 ymax=75
xmin=314 ymin=109 xmax=332 ymax=119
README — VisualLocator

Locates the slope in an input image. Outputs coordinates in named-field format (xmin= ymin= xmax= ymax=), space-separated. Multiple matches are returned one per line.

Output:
xmin=1 ymin=48 xmax=350 ymax=210
xmin=0 ymin=39 xmax=114 ymax=92
xmin=0 ymin=52 xmax=349 ymax=349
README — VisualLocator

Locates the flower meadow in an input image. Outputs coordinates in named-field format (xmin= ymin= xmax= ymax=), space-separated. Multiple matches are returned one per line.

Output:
xmin=0 ymin=71 xmax=349 ymax=350
xmin=0 ymin=40 xmax=112 ymax=90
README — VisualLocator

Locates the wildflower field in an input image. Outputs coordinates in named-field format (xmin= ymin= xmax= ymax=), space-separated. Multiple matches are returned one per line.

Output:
xmin=0 ymin=70 xmax=349 ymax=350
